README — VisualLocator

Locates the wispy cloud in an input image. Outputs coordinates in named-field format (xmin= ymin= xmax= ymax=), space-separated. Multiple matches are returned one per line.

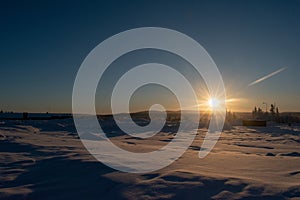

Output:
xmin=248 ymin=67 xmax=287 ymax=86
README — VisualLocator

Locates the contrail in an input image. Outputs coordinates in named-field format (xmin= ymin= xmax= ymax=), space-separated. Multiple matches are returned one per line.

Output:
xmin=248 ymin=67 xmax=286 ymax=86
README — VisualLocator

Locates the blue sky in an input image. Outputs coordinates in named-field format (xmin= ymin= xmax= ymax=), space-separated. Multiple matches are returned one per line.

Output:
xmin=0 ymin=0 xmax=300 ymax=112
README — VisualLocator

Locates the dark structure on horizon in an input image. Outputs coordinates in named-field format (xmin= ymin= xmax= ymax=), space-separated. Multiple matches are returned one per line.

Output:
xmin=242 ymin=120 xmax=266 ymax=127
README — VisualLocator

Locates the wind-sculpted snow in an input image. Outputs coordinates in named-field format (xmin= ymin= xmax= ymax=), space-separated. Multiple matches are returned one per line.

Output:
xmin=0 ymin=119 xmax=299 ymax=199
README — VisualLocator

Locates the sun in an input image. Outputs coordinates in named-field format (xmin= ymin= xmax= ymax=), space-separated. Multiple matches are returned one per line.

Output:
xmin=194 ymin=93 xmax=228 ymax=112
xmin=208 ymin=98 xmax=220 ymax=109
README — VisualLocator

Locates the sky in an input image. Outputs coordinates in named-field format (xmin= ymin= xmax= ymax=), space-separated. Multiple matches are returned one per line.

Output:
xmin=0 ymin=0 xmax=300 ymax=113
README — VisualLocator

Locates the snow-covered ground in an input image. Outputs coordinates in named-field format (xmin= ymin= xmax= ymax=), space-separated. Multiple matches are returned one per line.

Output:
xmin=0 ymin=119 xmax=299 ymax=199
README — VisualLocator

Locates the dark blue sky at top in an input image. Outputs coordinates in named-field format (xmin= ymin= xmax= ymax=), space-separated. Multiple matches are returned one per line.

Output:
xmin=0 ymin=0 xmax=300 ymax=112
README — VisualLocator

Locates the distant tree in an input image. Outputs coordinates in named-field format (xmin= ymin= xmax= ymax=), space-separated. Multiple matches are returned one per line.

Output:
xmin=275 ymin=107 xmax=280 ymax=122
xmin=0 ymin=110 xmax=3 ymax=114
xmin=252 ymin=106 xmax=257 ymax=118
xmin=270 ymin=104 xmax=275 ymax=115
xmin=226 ymin=110 xmax=234 ymax=123
xmin=232 ymin=112 xmax=236 ymax=120
xmin=255 ymin=107 xmax=263 ymax=118
xmin=258 ymin=107 xmax=262 ymax=113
